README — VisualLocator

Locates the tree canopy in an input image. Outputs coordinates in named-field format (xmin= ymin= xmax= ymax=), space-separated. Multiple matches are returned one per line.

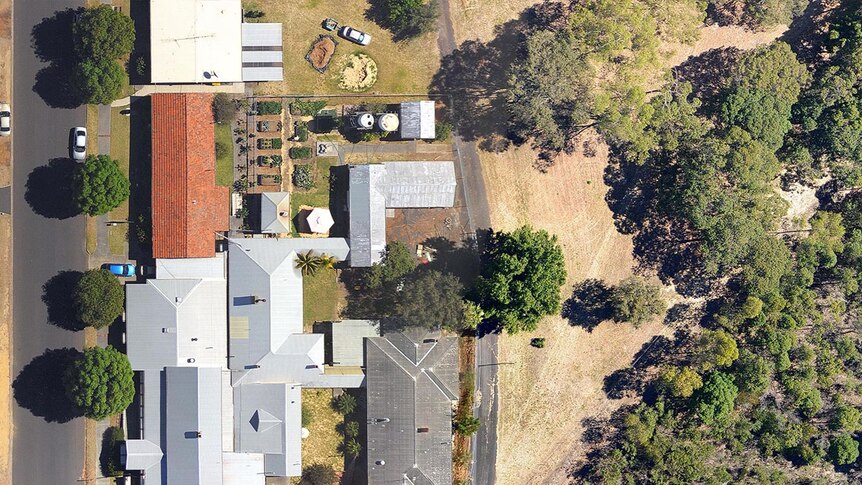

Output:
xmin=609 ymin=276 xmax=666 ymax=327
xmin=70 ymin=59 xmax=126 ymax=106
xmin=395 ymin=270 xmax=464 ymax=330
xmin=378 ymin=0 xmax=439 ymax=39
xmin=695 ymin=371 xmax=738 ymax=426
xmin=72 ymin=5 xmax=135 ymax=61
xmin=63 ymin=346 xmax=134 ymax=420
xmin=74 ymin=269 xmax=124 ymax=329
xmin=73 ymin=155 xmax=130 ymax=216
xmin=367 ymin=241 xmax=416 ymax=289
xmin=475 ymin=226 xmax=567 ymax=333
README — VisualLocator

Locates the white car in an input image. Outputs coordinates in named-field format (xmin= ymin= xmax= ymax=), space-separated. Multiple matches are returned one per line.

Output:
xmin=71 ymin=127 xmax=87 ymax=160
xmin=339 ymin=26 xmax=371 ymax=46
xmin=0 ymin=103 xmax=10 ymax=137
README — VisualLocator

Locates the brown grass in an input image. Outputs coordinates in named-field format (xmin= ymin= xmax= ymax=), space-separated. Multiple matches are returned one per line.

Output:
xmin=447 ymin=0 xmax=537 ymax=44
xmin=0 ymin=216 xmax=10 ymax=485
xmin=301 ymin=389 xmax=346 ymax=473
xmin=254 ymin=0 xmax=440 ymax=95
xmin=453 ymin=336 xmax=476 ymax=484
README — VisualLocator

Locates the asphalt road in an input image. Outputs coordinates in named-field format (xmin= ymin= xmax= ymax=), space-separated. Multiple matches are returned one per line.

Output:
xmin=12 ymin=1 xmax=87 ymax=484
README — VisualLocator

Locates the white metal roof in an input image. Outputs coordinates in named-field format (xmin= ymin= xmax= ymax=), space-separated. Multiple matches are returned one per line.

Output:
xmin=123 ymin=439 xmax=164 ymax=471
xmin=241 ymin=23 xmax=284 ymax=82
xmin=150 ymin=0 xmax=243 ymax=83
xmin=156 ymin=255 xmax=225 ymax=280
xmin=399 ymin=101 xmax=435 ymax=139
xmin=222 ymin=453 xmax=265 ymax=485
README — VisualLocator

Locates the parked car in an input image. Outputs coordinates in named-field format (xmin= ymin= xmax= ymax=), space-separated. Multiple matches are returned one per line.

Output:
xmin=0 ymin=103 xmax=10 ymax=136
xmin=102 ymin=263 xmax=136 ymax=277
xmin=71 ymin=127 xmax=87 ymax=160
xmin=339 ymin=26 xmax=371 ymax=46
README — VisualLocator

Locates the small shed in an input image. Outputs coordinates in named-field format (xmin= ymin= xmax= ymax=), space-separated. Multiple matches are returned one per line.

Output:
xmin=121 ymin=439 xmax=164 ymax=471
xmin=260 ymin=192 xmax=291 ymax=234
xmin=321 ymin=320 xmax=380 ymax=366
xmin=399 ymin=101 xmax=435 ymax=139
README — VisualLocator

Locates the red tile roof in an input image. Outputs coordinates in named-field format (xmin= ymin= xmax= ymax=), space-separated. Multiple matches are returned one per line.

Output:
xmin=151 ymin=93 xmax=229 ymax=259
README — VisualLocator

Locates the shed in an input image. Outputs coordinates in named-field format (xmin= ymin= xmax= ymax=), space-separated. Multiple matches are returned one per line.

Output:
xmin=399 ymin=101 xmax=435 ymax=139
xmin=260 ymin=192 xmax=291 ymax=234
xmin=241 ymin=23 xmax=284 ymax=82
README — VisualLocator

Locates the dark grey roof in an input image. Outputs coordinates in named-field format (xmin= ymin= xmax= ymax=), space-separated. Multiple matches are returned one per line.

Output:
xmin=348 ymin=164 xmax=387 ymax=267
xmin=165 ymin=367 xmax=223 ymax=485
xmin=399 ymin=101 xmax=435 ymax=139
xmin=366 ymin=334 xmax=459 ymax=485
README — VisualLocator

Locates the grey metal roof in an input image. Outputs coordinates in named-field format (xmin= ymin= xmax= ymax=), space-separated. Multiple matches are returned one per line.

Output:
xmin=126 ymin=278 xmax=227 ymax=371
xmin=156 ymin=255 xmax=225 ymax=280
xmin=399 ymin=101 xmax=435 ymax=139
xmin=233 ymin=383 xmax=302 ymax=477
xmin=241 ymin=23 xmax=284 ymax=82
xmin=260 ymin=192 xmax=291 ymax=234
xmin=123 ymin=439 xmax=164 ymax=471
xmin=382 ymin=162 xmax=456 ymax=208
xmin=348 ymin=164 xmax=387 ymax=267
xmin=165 ymin=367 xmax=223 ymax=485
xmin=325 ymin=320 xmax=380 ymax=366
xmin=222 ymin=452 xmax=265 ymax=485
xmin=366 ymin=334 xmax=459 ymax=485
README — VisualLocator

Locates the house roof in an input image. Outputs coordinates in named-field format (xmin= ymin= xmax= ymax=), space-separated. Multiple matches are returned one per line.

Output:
xmin=260 ymin=192 xmax=291 ymax=233
xmin=126 ymin=276 xmax=227 ymax=371
xmin=366 ymin=333 xmax=459 ymax=485
xmin=123 ymin=439 xmax=164 ymax=471
xmin=324 ymin=320 xmax=380 ymax=367
xmin=150 ymin=0 xmax=243 ymax=83
xmin=155 ymin=255 xmax=226 ymax=280
xmin=151 ymin=93 xmax=229 ymax=259
xmin=348 ymin=162 xmax=456 ymax=267
xmin=165 ymin=367 xmax=224 ymax=485
xmin=233 ymin=383 xmax=302 ymax=477
xmin=399 ymin=101 xmax=435 ymax=139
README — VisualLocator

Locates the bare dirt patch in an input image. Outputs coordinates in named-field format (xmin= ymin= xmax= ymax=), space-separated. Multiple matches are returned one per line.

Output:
xmin=307 ymin=35 xmax=337 ymax=73
xmin=338 ymin=54 xmax=378 ymax=92
xmin=665 ymin=24 xmax=787 ymax=67
xmin=0 ymin=217 xmax=10 ymax=485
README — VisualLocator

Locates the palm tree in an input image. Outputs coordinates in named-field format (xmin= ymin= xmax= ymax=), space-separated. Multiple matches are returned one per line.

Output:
xmin=295 ymin=250 xmax=322 ymax=276
xmin=317 ymin=254 xmax=339 ymax=270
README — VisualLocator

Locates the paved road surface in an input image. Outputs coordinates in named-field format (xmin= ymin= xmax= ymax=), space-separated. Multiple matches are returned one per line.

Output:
xmin=12 ymin=1 xmax=87 ymax=484
xmin=434 ymin=3 xmax=498 ymax=484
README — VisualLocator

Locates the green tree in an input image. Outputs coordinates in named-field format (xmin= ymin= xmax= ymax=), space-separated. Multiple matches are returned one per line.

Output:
xmin=475 ymin=226 xmax=567 ymax=333
xmin=609 ymin=276 xmax=666 ymax=327
xmin=367 ymin=241 xmax=416 ymax=289
xmin=63 ymin=346 xmax=134 ymax=420
xmin=70 ymin=59 xmax=127 ymax=105
xmin=460 ymin=300 xmax=484 ymax=331
xmin=695 ymin=329 xmax=740 ymax=371
xmin=395 ymin=271 xmax=464 ymax=330
xmin=74 ymin=269 xmax=124 ymax=329
xmin=733 ymin=348 xmax=771 ymax=397
xmin=302 ymin=463 xmax=337 ymax=485
xmin=829 ymin=434 xmax=860 ymax=466
xmin=832 ymin=404 xmax=862 ymax=432
xmin=695 ymin=371 xmax=738 ymax=426
xmin=335 ymin=393 xmax=357 ymax=415
xmin=381 ymin=0 xmax=439 ymax=39
xmin=72 ymin=5 xmax=135 ymax=61
xmin=454 ymin=414 xmax=480 ymax=435
xmin=659 ymin=366 xmax=703 ymax=398
xmin=721 ymin=88 xmax=792 ymax=150
xmin=73 ymin=155 xmax=130 ymax=216
xmin=295 ymin=250 xmax=322 ymax=277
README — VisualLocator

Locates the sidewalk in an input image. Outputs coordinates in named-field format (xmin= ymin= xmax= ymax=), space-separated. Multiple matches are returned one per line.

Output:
xmin=110 ymin=82 xmax=247 ymax=107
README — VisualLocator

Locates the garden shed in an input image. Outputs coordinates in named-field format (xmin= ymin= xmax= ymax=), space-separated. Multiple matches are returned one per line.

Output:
xmin=399 ymin=101 xmax=435 ymax=139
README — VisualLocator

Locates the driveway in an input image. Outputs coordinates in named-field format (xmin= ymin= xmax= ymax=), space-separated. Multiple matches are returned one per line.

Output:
xmin=12 ymin=1 xmax=87 ymax=484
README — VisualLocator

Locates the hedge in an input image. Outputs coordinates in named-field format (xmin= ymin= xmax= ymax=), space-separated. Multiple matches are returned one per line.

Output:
xmin=256 ymin=101 xmax=283 ymax=115
xmin=290 ymin=100 xmax=327 ymax=116
xmin=289 ymin=146 xmax=312 ymax=159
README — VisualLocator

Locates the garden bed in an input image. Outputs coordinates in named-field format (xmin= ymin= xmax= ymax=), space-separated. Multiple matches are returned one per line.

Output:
xmin=306 ymin=35 xmax=338 ymax=73
xmin=257 ymin=138 xmax=283 ymax=150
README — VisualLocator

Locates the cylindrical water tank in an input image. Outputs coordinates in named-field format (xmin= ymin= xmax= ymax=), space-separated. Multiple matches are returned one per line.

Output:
xmin=377 ymin=113 xmax=399 ymax=132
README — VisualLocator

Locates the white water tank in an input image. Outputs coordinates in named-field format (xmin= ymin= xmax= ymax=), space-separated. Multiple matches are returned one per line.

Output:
xmin=357 ymin=112 xmax=374 ymax=129
xmin=377 ymin=113 xmax=399 ymax=132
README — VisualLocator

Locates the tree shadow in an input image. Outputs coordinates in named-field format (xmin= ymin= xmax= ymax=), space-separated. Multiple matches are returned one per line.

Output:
xmin=128 ymin=0 xmax=151 ymax=84
xmin=128 ymin=96 xmax=152 ymax=260
xmin=602 ymin=367 xmax=644 ymax=400
xmin=13 ymin=348 xmax=83 ymax=423
xmin=42 ymin=270 xmax=84 ymax=331
xmin=33 ymin=63 xmax=83 ymax=109
xmin=671 ymin=47 xmax=740 ymax=118
xmin=561 ymin=279 xmax=612 ymax=332
xmin=420 ymin=236 xmax=480 ymax=287
xmin=31 ymin=8 xmax=79 ymax=63
xmin=25 ymin=158 xmax=79 ymax=219
xmin=99 ymin=427 xmax=124 ymax=478
xmin=779 ymin=0 xmax=834 ymax=66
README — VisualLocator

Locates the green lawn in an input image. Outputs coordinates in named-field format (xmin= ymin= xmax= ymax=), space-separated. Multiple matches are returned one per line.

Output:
xmin=290 ymin=157 xmax=337 ymax=236
xmin=215 ymin=123 xmax=234 ymax=187
xmin=303 ymin=268 xmax=340 ymax=330
xmin=108 ymin=107 xmax=131 ymax=257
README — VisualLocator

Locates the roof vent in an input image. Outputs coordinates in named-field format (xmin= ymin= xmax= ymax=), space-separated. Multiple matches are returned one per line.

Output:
xmin=162 ymin=328 xmax=175 ymax=333
xmin=187 ymin=358 xmax=195 ymax=363
xmin=417 ymin=427 xmax=429 ymax=433
xmin=175 ymin=296 xmax=183 ymax=303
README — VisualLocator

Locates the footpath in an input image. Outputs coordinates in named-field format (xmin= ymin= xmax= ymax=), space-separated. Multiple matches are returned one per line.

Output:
xmin=0 ymin=1 xmax=12 ymax=484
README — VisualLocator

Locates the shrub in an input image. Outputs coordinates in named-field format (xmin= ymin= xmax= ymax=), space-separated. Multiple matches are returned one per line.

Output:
xmin=335 ymin=393 xmax=357 ymax=415
xmin=135 ymin=56 xmax=146 ymax=76
xmin=289 ymin=146 xmax=313 ymax=159
xmin=213 ymin=93 xmax=238 ymax=124
xmin=256 ymin=100 xmax=283 ymax=115
xmin=290 ymin=100 xmax=327 ymax=116
xmin=301 ymin=403 xmax=312 ymax=427
xmin=291 ymin=166 xmax=312 ymax=189
xmin=244 ymin=9 xmax=265 ymax=19
xmin=269 ymin=155 xmax=283 ymax=167
xmin=345 ymin=438 xmax=362 ymax=457
xmin=434 ymin=121 xmax=453 ymax=141
xmin=100 ymin=426 xmax=125 ymax=477
xmin=256 ymin=155 xmax=270 ymax=166
xmin=295 ymin=122 xmax=309 ymax=142
xmin=530 ymin=337 xmax=546 ymax=348
xmin=302 ymin=463 xmax=337 ymax=485
xmin=345 ymin=420 xmax=360 ymax=438
xmin=361 ymin=131 xmax=384 ymax=142
xmin=454 ymin=414 xmax=480 ymax=435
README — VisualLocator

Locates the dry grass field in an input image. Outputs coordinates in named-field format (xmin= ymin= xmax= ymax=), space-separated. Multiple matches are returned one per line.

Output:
xmin=253 ymin=0 xmax=440 ymax=95
xmin=443 ymin=2 xmax=788 ymax=481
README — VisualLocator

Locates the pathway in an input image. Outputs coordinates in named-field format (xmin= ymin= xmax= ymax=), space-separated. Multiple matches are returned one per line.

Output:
xmin=320 ymin=140 xmax=453 ymax=164
xmin=110 ymin=83 xmax=247 ymax=107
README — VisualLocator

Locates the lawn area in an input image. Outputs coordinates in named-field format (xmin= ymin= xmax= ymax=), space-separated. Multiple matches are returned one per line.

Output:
xmin=253 ymin=0 xmax=440 ymax=95
xmin=214 ymin=123 xmax=233 ymax=187
xmin=108 ymin=106 xmax=131 ymax=257
xmin=289 ymin=157 xmax=337 ymax=236
xmin=301 ymin=389 xmax=345 ymax=474
xmin=303 ymin=268 xmax=342 ymax=330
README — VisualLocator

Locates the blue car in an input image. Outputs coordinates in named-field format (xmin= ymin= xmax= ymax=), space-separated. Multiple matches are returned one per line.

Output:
xmin=102 ymin=263 xmax=135 ymax=277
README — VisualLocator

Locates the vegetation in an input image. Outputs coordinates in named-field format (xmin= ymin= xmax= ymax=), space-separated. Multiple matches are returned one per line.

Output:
xmin=290 ymin=146 xmax=313 ymax=159
xmin=609 ymin=276 xmax=666 ymax=327
xmin=73 ymin=155 xmax=130 ymax=216
xmin=290 ymin=100 xmax=327 ymax=116
xmin=100 ymin=426 xmax=125 ymax=477
xmin=454 ymin=414 xmax=481 ymax=436
xmin=302 ymin=463 xmax=337 ymax=485
xmin=64 ymin=346 xmax=134 ymax=420
xmin=475 ymin=226 xmax=567 ymax=333
xmin=334 ymin=393 xmax=357 ymax=416
xmin=293 ymin=164 xmax=314 ymax=189
xmin=256 ymin=100 xmax=283 ymax=115
xmin=73 ymin=5 xmax=135 ymax=61
xmin=71 ymin=59 xmax=126 ymax=106
xmin=367 ymin=241 xmax=416 ymax=289
xmin=396 ymin=270 xmax=464 ymax=330
xmin=74 ymin=269 xmax=124 ymax=329
xmin=296 ymin=250 xmax=323 ymax=277
xmin=434 ymin=121 xmax=453 ymax=142
xmin=213 ymin=93 xmax=239 ymax=124
xmin=378 ymin=0 xmax=440 ymax=40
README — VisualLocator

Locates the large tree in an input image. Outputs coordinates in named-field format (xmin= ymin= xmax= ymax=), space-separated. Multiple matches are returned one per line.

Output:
xmin=609 ymin=276 xmax=666 ymax=327
xmin=70 ymin=58 xmax=127 ymax=106
xmin=74 ymin=268 xmax=124 ymax=329
xmin=695 ymin=371 xmax=738 ymax=426
xmin=63 ymin=346 xmax=134 ymax=420
xmin=380 ymin=0 xmax=439 ymax=39
xmin=396 ymin=270 xmax=464 ymax=330
xmin=73 ymin=155 xmax=130 ymax=216
xmin=367 ymin=241 xmax=416 ymax=289
xmin=72 ymin=5 xmax=135 ymax=61
xmin=475 ymin=226 xmax=567 ymax=333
